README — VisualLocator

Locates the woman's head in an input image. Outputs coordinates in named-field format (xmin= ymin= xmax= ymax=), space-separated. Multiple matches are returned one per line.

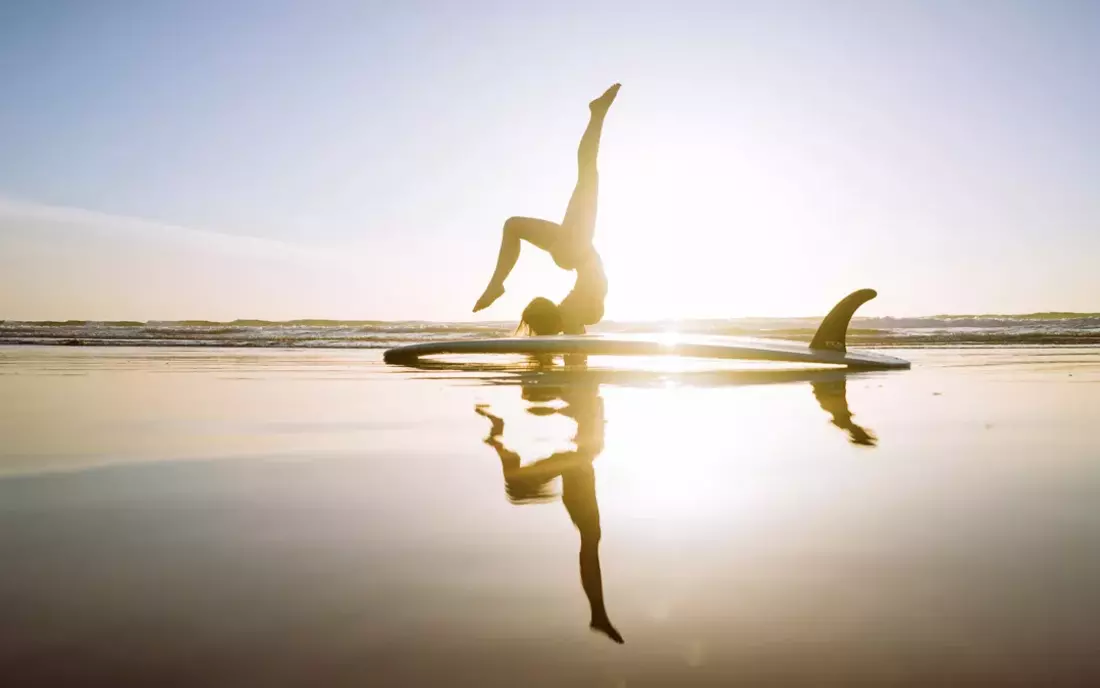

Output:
xmin=519 ymin=297 xmax=563 ymax=335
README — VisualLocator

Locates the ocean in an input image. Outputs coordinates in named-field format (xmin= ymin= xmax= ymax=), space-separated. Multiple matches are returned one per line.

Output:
xmin=4 ymin=313 xmax=1100 ymax=348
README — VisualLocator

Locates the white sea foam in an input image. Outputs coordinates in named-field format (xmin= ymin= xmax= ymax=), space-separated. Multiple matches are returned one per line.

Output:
xmin=3 ymin=315 xmax=1100 ymax=348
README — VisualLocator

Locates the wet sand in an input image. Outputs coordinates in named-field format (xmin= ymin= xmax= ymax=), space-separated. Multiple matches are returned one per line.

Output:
xmin=2 ymin=346 xmax=1099 ymax=686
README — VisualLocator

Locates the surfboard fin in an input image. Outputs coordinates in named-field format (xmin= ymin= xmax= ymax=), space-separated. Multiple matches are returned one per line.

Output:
xmin=809 ymin=289 xmax=877 ymax=353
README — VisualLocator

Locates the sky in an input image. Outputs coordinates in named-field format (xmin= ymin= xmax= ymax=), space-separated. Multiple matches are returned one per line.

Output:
xmin=1 ymin=0 xmax=1098 ymax=321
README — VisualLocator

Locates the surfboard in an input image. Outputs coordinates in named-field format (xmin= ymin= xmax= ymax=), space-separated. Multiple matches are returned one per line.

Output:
xmin=384 ymin=288 xmax=911 ymax=370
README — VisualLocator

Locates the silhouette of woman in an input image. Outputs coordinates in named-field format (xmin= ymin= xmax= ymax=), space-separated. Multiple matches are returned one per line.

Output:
xmin=473 ymin=83 xmax=620 ymax=336
xmin=474 ymin=381 xmax=623 ymax=644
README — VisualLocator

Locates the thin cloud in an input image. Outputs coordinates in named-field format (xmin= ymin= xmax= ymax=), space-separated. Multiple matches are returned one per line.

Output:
xmin=0 ymin=198 xmax=390 ymax=320
xmin=0 ymin=197 xmax=341 ymax=261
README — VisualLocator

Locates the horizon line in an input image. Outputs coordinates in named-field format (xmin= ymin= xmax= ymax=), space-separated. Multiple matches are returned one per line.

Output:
xmin=4 ymin=311 xmax=1100 ymax=325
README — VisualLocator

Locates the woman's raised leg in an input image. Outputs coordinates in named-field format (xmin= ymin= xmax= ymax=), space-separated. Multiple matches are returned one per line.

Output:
xmin=561 ymin=83 xmax=620 ymax=247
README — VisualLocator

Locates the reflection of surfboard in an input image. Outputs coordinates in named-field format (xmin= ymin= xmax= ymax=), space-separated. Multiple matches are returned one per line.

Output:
xmin=384 ymin=289 xmax=911 ymax=371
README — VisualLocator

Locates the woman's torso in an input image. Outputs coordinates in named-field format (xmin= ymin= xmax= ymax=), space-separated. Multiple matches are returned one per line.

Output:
xmin=559 ymin=251 xmax=607 ymax=328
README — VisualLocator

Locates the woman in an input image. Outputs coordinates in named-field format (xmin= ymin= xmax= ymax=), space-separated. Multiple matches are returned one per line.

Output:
xmin=473 ymin=83 xmax=620 ymax=335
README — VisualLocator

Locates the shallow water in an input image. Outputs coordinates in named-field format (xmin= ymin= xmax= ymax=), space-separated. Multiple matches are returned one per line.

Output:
xmin=1 ymin=346 xmax=1099 ymax=686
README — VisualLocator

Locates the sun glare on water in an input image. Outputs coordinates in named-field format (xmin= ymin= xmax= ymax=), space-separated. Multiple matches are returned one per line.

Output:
xmin=595 ymin=383 xmax=796 ymax=526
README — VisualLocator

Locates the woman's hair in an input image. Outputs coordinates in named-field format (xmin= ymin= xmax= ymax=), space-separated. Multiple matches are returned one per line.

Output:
xmin=517 ymin=297 xmax=564 ymax=336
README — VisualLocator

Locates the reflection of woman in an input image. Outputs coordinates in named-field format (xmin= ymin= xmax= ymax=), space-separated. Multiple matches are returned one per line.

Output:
xmin=472 ymin=84 xmax=620 ymax=335
xmin=475 ymin=382 xmax=622 ymax=643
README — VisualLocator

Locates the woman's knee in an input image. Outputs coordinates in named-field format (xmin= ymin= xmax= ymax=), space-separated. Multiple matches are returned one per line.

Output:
xmin=503 ymin=216 xmax=526 ymax=239
xmin=505 ymin=216 xmax=561 ymax=254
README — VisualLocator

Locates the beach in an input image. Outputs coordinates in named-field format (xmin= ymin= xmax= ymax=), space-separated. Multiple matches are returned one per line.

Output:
xmin=2 ymin=345 xmax=1099 ymax=686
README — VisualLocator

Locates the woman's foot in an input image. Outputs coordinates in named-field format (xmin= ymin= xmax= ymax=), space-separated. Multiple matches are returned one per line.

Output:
xmin=475 ymin=404 xmax=505 ymax=439
xmin=473 ymin=282 xmax=505 ymax=312
xmin=590 ymin=615 xmax=625 ymax=644
xmin=589 ymin=83 xmax=621 ymax=113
